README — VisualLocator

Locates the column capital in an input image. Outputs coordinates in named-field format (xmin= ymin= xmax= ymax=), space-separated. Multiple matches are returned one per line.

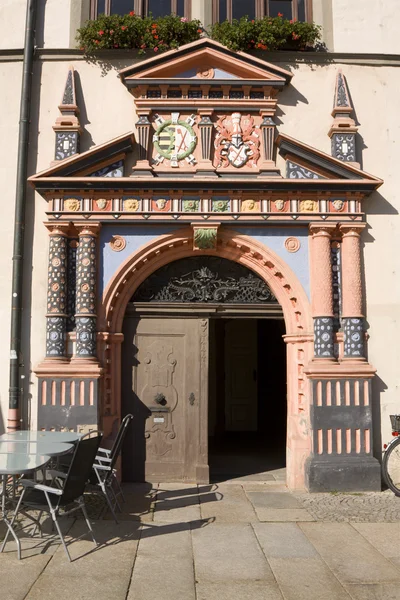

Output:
xmin=74 ymin=222 xmax=101 ymax=237
xmin=309 ymin=222 xmax=337 ymax=237
xmin=339 ymin=222 xmax=367 ymax=237
xmin=44 ymin=221 xmax=72 ymax=236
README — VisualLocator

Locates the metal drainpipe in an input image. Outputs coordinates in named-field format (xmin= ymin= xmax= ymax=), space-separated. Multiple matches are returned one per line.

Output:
xmin=8 ymin=0 xmax=37 ymax=431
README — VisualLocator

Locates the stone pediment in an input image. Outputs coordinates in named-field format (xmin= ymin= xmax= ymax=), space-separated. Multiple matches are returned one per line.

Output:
xmin=119 ymin=38 xmax=292 ymax=89
xmin=277 ymin=134 xmax=383 ymax=183
xmin=29 ymin=132 xmax=135 ymax=180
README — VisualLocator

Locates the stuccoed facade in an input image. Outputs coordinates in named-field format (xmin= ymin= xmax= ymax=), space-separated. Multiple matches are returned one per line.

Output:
xmin=0 ymin=0 xmax=399 ymax=491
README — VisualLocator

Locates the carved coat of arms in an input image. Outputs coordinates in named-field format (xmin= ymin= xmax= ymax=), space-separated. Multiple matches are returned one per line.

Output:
xmin=214 ymin=112 xmax=260 ymax=168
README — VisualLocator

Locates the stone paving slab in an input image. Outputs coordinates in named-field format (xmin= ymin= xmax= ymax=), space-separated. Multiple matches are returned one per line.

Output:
xmin=253 ymin=523 xmax=350 ymax=599
xmin=344 ymin=583 xmax=400 ymax=599
xmin=267 ymin=557 xmax=352 ymax=600
xmin=0 ymin=554 xmax=51 ymax=600
xmin=252 ymin=523 xmax=318 ymax=558
xmin=192 ymin=523 xmax=275 ymax=582
xmin=196 ymin=582 xmax=284 ymax=600
xmin=300 ymin=522 xmax=400 ymax=584
xmin=252 ymin=507 xmax=315 ymax=522
xmin=199 ymin=484 xmax=257 ymax=523
xmin=128 ymin=529 xmax=195 ymax=600
xmin=246 ymin=491 xmax=304 ymax=509
xmin=351 ymin=523 xmax=400 ymax=563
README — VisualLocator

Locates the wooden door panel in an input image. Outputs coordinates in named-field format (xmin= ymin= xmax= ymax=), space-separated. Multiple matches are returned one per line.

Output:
xmin=122 ymin=316 xmax=209 ymax=482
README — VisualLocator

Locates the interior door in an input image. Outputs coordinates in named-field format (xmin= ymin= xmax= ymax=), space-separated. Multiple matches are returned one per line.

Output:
xmin=225 ymin=319 xmax=258 ymax=431
xmin=122 ymin=316 xmax=209 ymax=483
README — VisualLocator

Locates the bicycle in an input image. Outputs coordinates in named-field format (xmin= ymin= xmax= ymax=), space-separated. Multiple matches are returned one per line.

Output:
xmin=382 ymin=415 xmax=400 ymax=495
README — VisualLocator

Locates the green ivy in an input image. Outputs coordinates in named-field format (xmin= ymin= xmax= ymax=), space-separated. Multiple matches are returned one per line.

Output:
xmin=210 ymin=15 xmax=321 ymax=52
xmin=77 ymin=13 xmax=202 ymax=55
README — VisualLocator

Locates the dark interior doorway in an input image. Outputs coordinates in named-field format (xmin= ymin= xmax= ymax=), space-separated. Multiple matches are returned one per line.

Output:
xmin=208 ymin=318 xmax=287 ymax=482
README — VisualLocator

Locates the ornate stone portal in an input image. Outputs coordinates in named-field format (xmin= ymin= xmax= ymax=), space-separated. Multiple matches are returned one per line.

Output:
xmin=29 ymin=39 xmax=383 ymax=492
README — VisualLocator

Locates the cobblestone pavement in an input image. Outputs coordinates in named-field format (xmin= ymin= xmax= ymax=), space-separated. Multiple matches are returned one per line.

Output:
xmin=294 ymin=489 xmax=400 ymax=522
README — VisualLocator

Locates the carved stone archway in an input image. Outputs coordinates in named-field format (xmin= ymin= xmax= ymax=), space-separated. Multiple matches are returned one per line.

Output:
xmin=99 ymin=228 xmax=313 ymax=489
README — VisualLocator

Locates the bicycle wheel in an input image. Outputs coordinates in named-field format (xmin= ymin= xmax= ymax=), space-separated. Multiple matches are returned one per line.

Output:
xmin=382 ymin=437 xmax=400 ymax=495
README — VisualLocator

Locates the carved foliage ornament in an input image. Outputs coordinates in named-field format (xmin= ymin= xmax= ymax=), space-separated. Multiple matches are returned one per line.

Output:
xmin=214 ymin=113 xmax=260 ymax=168
xmin=193 ymin=228 xmax=217 ymax=250
xmin=131 ymin=257 xmax=278 ymax=304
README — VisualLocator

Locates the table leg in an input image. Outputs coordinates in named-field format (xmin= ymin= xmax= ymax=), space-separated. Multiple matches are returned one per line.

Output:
xmin=1 ymin=475 xmax=22 ymax=560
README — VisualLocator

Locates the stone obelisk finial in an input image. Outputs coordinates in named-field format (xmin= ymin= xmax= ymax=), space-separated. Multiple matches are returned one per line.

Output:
xmin=53 ymin=66 xmax=81 ymax=161
xmin=328 ymin=70 xmax=359 ymax=167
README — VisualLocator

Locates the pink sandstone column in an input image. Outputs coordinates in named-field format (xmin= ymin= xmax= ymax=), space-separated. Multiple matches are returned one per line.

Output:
xmin=309 ymin=223 xmax=337 ymax=359
xmin=340 ymin=223 xmax=366 ymax=359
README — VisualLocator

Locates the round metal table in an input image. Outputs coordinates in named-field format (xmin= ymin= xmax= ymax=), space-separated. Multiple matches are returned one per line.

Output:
xmin=0 ymin=453 xmax=51 ymax=560
xmin=0 ymin=441 xmax=73 ymax=457
xmin=0 ymin=430 xmax=82 ymax=444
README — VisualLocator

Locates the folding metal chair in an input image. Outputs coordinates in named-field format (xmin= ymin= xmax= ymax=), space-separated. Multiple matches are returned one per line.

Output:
xmin=93 ymin=414 xmax=133 ymax=523
xmin=0 ymin=430 xmax=103 ymax=562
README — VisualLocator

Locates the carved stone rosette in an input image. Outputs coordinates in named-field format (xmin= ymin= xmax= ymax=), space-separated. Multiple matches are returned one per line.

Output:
xmin=75 ymin=224 xmax=100 ymax=357
xmin=45 ymin=224 xmax=69 ymax=357
xmin=309 ymin=224 xmax=337 ymax=359
xmin=340 ymin=223 xmax=366 ymax=359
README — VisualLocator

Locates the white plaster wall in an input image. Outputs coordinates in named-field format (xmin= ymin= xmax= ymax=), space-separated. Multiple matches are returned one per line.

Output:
xmin=0 ymin=0 xmax=72 ymax=51
xmin=331 ymin=0 xmax=400 ymax=54
xmin=0 ymin=62 xmax=23 ymax=432
xmin=1 ymin=49 xmax=399 ymax=450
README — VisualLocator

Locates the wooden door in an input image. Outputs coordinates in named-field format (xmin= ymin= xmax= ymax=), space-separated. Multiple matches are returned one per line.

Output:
xmin=122 ymin=316 xmax=209 ymax=482
xmin=224 ymin=319 xmax=258 ymax=431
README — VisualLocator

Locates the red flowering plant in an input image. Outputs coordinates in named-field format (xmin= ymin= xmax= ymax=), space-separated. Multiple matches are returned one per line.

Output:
xmin=77 ymin=12 xmax=202 ymax=55
xmin=210 ymin=15 xmax=321 ymax=52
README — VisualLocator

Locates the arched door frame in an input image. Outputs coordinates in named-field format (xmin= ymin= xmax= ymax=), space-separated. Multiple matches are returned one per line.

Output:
xmin=99 ymin=227 xmax=314 ymax=489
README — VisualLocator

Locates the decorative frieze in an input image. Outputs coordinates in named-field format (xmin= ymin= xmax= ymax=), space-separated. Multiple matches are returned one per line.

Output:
xmin=75 ymin=224 xmax=100 ymax=358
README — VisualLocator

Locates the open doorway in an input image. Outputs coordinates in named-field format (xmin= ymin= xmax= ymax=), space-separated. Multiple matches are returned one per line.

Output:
xmin=208 ymin=318 xmax=287 ymax=482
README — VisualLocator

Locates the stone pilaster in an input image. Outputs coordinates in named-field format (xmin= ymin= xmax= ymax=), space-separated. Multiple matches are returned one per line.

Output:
xmin=309 ymin=223 xmax=337 ymax=360
xmin=258 ymin=111 xmax=280 ymax=176
xmin=74 ymin=223 xmax=100 ymax=359
xmin=339 ymin=223 xmax=366 ymax=360
xmin=45 ymin=223 xmax=70 ymax=359
xmin=132 ymin=111 xmax=153 ymax=176
xmin=195 ymin=109 xmax=216 ymax=177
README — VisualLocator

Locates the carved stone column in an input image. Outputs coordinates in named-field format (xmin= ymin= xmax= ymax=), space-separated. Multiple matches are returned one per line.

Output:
xmin=309 ymin=223 xmax=337 ymax=360
xmin=74 ymin=223 xmax=100 ymax=359
xmin=339 ymin=223 xmax=366 ymax=359
xmin=259 ymin=110 xmax=280 ymax=176
xmin=45 ymin=223 xmax=70 ymax=359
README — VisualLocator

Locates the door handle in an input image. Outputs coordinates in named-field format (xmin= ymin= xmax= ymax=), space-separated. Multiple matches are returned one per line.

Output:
xmin=189 ymin=392 xmax=195 ymax=406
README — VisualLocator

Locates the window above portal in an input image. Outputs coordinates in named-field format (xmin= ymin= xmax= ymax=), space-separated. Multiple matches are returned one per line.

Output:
xmin=212 ymin=0 xmax=311 ymax=23
xmin=90 ymin=0 xmax=190 ymax=19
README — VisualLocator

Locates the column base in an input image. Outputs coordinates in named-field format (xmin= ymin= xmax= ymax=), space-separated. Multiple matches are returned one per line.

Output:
xmin=305 ymin=456 xmax=381 ymax=492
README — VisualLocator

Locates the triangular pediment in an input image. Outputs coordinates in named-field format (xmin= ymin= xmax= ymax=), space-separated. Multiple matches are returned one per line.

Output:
xmin=119 ymin=38 xmax=292 ymax=88
xmin=29 ymin=132 xmax=134 ymax=180
xmin=277 ymin=134 xmax=382 ymax=183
